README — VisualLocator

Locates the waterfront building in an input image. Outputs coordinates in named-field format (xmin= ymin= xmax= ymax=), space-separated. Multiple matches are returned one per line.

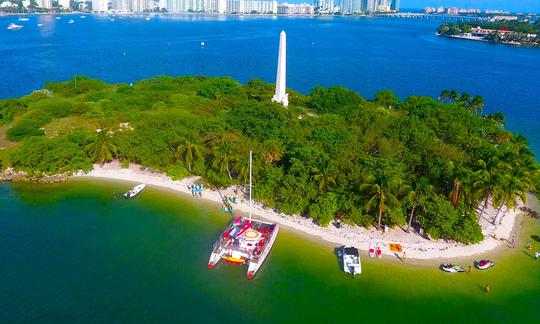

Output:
xmin=132 ymin=0 xmax=154 ymax=12
xmin=205 ymin=0 xmax=227 ymax=13
xmin=37 ymin=0 xmax=52 ymax=8
xmin=92 ymin=0 xmax=108 ymax=12
xmin=58 ymin=0 xmax=71 ymax=8
xmin=314 ymin=0 xmax=333 ymax=14
xmin=111 ymin=0 xmax=130 ymax=11
xmin=436 ymin=6 xmax=444 ymax=13
xmin=277 ymin=2 xmax=314 ymax=15
xmin=447 ymin=7 xmax=459 ymax=15
xmin=390 ymin=0 xmax=398 ymax=11
xmin=340 ymin=0 xmax=361 ymax=15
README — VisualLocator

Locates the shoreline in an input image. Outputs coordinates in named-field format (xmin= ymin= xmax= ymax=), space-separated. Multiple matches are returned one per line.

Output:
xmin=74 ymin=162 xmax=528 ymax=262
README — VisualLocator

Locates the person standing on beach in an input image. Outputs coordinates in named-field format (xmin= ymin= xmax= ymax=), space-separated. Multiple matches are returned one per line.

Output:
xmin=467 ymin=266 xmax=471 ymax=273
xmin=402 ymin=251 xmax=406 ymax=262
xmin=511 ymin=236 xmax=515 ymax=249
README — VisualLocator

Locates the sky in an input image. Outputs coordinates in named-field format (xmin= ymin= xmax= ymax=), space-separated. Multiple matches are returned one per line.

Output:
xmin=402 ymin=1 xmax=540 ymax=12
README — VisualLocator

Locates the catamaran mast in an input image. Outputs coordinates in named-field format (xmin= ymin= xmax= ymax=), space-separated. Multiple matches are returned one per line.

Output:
xmin=249 ymin=150 xmax=252 ymax=222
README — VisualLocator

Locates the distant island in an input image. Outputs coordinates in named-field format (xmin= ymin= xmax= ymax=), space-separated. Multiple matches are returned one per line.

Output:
xmin=437 ymin=21 xmax=540 ymax=47
xmin=1 ymin=76 xmax=539 ymax=246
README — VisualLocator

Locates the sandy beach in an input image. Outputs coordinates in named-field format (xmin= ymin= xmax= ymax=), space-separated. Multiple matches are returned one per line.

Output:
xmin=77 ymin=162 xmax=527 ymax=261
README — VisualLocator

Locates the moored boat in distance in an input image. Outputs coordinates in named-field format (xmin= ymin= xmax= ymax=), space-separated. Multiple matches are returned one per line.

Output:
xmin=124 ymin=184 xmax=145 ymax=199
xmin=7 ymin=23 xmax=23 ymax=30
xmin=68 ymin=19 xmax=75 ymax=24
xmin=18 ymin=17 xmax=29 ymax=22
xmin=208 ymin=151 xmax=279 ymax=279
xmin=342 ymin=246 xmax=361 ymax=276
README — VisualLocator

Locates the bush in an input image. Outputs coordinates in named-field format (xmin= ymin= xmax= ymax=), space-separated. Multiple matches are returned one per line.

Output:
xmin=6 ymin=119 xmax=46 ymax=141
xmin=197 ymin=77 xmax=240 ymax=99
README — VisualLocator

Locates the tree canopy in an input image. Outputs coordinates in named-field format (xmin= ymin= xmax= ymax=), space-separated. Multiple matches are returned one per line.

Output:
xmin=1 ymin=75 xmax=539 ymax=243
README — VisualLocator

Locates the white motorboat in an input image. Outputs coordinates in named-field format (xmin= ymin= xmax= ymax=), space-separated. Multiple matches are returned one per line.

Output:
xmin=124 ymin=184 xmax=145 ymax=199
xmin=18 ymin=17 xmax=29 ymax=22
xmin=68 ymin=19 xmax=75 ymax=24
xmin=7 ymin=23 xmax=23 ymax=30
xmin=37 ymin=23 xmax=43 ymax=27
xmin=208 ymin=151 xmax=279 ymax=279
xmin=80 ymin=16 xmax=86 ymax=18
xmin=342 ymin=246 xmax=361 ymax=276
xmin=56 ymin=17 xmax=61 ymax=20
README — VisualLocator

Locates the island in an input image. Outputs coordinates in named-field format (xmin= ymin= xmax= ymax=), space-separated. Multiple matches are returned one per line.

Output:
xmin=1 ymin=76 xmax=539 ymax=251
xmin=437 ymin=20 xmax=540 ymax=47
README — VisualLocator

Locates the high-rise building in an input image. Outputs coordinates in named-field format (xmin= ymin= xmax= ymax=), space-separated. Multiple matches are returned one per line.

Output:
xmin=111 ymin=0 xmax=130 ymax=11
xmin=92 ymin=0 xmax=108 ymax=11
xmin=58 ymin=0 xmax=71 ymax=8
xmin=37 ymin=0 xmax=52 ymax=8
xmin=390 ymin=0 xmax=399 ymax=11
xmin=340 ymin=0 xmax=362 ymax=14
xmin=277 ymin=2 xmax=314 ymax=15
xmin=314 ymin=0 xmax=333 ymax=13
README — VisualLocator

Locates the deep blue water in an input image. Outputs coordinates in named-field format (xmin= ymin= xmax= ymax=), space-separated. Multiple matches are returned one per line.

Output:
xmin=1 ymin=14 xmax=539 ymax=155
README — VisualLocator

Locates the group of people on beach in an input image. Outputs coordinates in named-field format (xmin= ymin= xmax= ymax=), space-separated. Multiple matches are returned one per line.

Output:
xmin=221 ymin=195 xmax=238 ymax=214
xmin=189 ymin=184 xmax=203 ymax=197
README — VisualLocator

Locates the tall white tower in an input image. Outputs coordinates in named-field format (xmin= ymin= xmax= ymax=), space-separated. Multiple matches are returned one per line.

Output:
xmin=272 ymin=31 xmax=288 ymax=107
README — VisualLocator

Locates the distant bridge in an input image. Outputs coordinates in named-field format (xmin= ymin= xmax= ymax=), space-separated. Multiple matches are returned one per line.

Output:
xmin=379 ymin=12 xmax=489 ymax=22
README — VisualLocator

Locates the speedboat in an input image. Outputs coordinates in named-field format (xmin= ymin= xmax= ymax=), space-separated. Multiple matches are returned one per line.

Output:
xmin=208 ymin=151 xmax=279 ymax=279
xmin=56 ymin=17 xmax=61 ymax=20
xmin=68 ymin=19 xmax=75 ymax=24
xmin=18 ymin=17 xmax=29 ymax=22
xmin=37 ymin=23 xmax=43 ymax=27
xmin=145 ymin=17 xmax=150 ymax=21
xmin=342 ymin=246 xmax=361 ymax=276
xmin=368 ymin=241 xmax=375 ymax=258
xmin=476 ymin=260 xmax=494 ymax=270
xmin=440 ymin=264 xmax=465 ymax=273
xmin=124 ymin=184 xmax=145 ymax=199
xmin=7 ymin=23 xmax=23 ymax=30
xmin=80 ymin=15 xmax=86 ymax=18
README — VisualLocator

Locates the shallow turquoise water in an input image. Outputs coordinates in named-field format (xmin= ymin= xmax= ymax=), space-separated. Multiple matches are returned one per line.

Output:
xmin=1 ymin=180 xmax=539 ymax=322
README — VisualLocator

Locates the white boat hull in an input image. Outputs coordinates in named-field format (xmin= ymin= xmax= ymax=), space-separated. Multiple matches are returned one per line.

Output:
xmin=247 ymin=224 xmax=279 ymax=279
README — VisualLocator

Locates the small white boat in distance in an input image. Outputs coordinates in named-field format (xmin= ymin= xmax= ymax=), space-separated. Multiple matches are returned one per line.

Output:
xmin=7 ymin=23 xmax=23 ymax=30
xmin=80 ymin=15 xmax=86 ymax=18
xmin=68 ymin=19 xmax=75 ymax=24
xmin=18 ymin=17 xmax=29 ymax=22
xmin=37 ymin=23 xmax=43 ymax=27
xmin=124 ymin=184 xmax=146 ymax=199
xmin=56 ymin=17 xmax=61 ymax=20
xmin=342 ymin=246 xmax=361 ymax=276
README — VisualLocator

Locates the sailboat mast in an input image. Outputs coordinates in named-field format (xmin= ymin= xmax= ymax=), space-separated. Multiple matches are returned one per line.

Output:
xmin=249 ymin=151 xmax=252 ymax=222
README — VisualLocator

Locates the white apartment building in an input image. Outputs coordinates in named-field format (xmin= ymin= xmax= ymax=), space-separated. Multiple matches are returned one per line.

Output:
xmin=92 ymin=0 xmax=108 ymax=12
xmin=277 ymin=2 xmax=314 ymax=15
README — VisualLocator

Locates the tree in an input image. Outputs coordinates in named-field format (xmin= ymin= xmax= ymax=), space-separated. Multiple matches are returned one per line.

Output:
xmin=405 ymin=177 xmax=434 ymax=233
xmin=469 ymin=96 xmax=484 ymax=114
xmin=312 ymin=158 xmax=337 ymax=192
xmin=212 ymin=140 xmax=235 ymax=179
xmin=179 ymin=140 xmax=201 ymax=172
xmin=374 ymin=90 xmax=400 ymax=110
xmin=86 ymin=130 xmax=117 ymax=165
xmin=362 ymin=171 xmax=402 ymax=231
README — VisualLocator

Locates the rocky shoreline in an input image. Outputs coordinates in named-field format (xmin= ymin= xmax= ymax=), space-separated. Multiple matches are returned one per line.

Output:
xmin=0 ymin=168 xmax=69 ymax=184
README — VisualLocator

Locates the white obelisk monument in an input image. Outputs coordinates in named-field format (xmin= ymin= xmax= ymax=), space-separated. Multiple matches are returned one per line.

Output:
xmin=272 ymin=31 xmax=288 ymax=107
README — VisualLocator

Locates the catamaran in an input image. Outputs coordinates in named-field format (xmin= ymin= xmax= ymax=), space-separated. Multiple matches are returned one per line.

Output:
xmin=208 ymin=151 xmax=279 ymax=279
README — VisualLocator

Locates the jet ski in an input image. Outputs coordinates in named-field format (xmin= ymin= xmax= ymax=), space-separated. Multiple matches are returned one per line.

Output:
xmin=476 ymin=260 xmax=494 ymax=270
xmin=376 ymin=243 xmax=382 ymax=259
xmin=440 ymin=264 xmax=465 ymax=273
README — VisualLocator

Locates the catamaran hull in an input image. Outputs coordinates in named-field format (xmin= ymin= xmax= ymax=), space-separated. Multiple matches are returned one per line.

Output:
xmin=247 ymin=224 xmax=279 ymax=279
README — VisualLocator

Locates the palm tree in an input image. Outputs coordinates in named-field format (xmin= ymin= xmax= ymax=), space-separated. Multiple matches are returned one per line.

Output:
xmin=449 ymin=90 xmax=459 ymax=101
xmin=405 ymin=177 xmax=434 ymax=233
xmin=473 ymin=158 xmax=503 ymax=220
xmin=261 ymin=140 xmax=283 ymax=165
xmin=494 ymin=169 xmax=529 ymax=224
xmin=212 ymin=140 xmax=235 ymax=179
xmin=312 ymin=159 xmax=337 ymax=192
xmin=180 ymin=140 xmax=201 ymax=172
xmin=447 ymin=163 xmax=473 ymax=209
xmin=486 ymin=112 xmax=505 ymax=129
xmin=233 ymin=153 xmax=249 ymax=185
xmin=439 ymin=89 xmax=450 ymax=101
xmin=469 ymin=96 xmax=484 ymax=114
xmin=86 ymin=130 xmax=117 ymax=165
xmin=361 ymin=172 xmax=402 ymax=231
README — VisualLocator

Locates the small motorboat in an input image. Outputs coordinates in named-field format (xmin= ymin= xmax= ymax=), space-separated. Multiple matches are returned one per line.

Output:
xmin=56 ymin=17 xmax=61 ymax=20
xmin=18 ymin=17 xmax=29 ymax=22
xmin=68 ymin=19 xmax=75 ymax=24
xmin=124 ymin=184 xmax=146 ymax=199
xmin=7 ymin=23 xmax=23 ymax=30
xmin=37 ymin=23 xmax=43 ymax=27
xmin=376 ymin=243 xmax=382 ymax=259
xmin=440 ymin=264 xmax=465 ymax=273
xmin=368 ymin=241 xmax=375 ymax=258
xmin=476 ymin=260 xmax=494 ymax=270
xmin=146 ymin=17 xmax=150 ymax=21
xmin=80 ymin=15 xmax=86 ymax=18
xmin=342 ymin=246 xmax=362 ymax=276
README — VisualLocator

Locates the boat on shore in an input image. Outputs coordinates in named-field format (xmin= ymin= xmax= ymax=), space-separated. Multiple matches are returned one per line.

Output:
xmin=7 ymin=23 xmax=23 ymax=30
xmin=208 ymin=151 xmax=279 ymax=279
xmin=341 ymin=246 xmax=361 ymax=276
xmin=124 ymin=184 xmax=145 ymax=199
xmin=368 ymin=241 xmax=375 ymax=258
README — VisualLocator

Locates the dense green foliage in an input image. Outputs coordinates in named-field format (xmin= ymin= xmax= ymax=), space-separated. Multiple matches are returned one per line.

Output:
xmin=2 ymin=75 xmax=539 ymax=243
